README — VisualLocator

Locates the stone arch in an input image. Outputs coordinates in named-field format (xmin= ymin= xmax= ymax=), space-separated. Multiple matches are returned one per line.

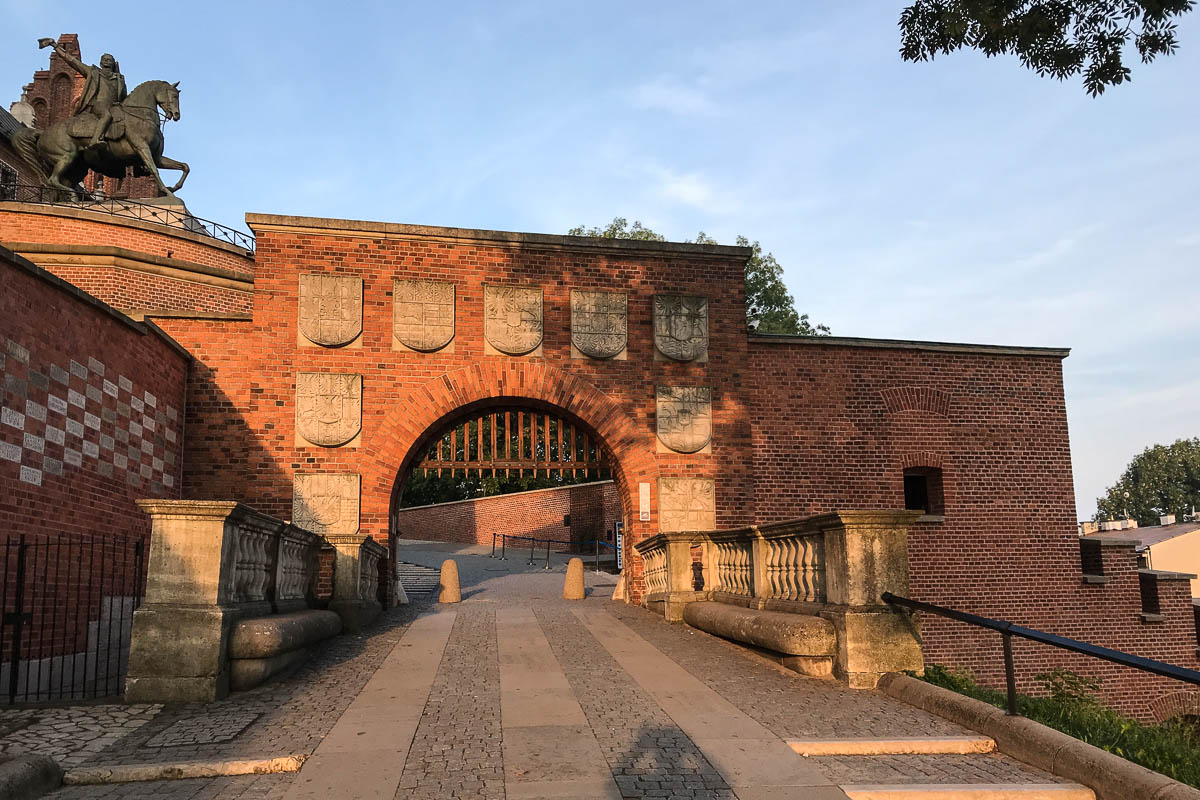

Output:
xmin=360 ymin=363 xmax=658 ymax=591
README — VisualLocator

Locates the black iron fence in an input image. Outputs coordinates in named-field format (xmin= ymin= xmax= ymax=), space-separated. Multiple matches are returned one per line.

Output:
xmin=882 ymin=592 xmax=1200 ymax=716
xmin=3 ymin=182 xmax=255 ymax=252
xmin=489 ymin=533 xmax=619 ymax=572
xmin=1 ymin=532 xmax=147 ymax=704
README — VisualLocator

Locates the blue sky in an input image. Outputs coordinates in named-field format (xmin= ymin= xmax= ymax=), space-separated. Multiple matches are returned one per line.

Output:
xmin=3 ymin=1 xmax=1197 ymax=519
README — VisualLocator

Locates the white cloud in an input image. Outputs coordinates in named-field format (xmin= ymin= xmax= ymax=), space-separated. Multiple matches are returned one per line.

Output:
xmin=631 ymin=77 xmax=715 ymax=116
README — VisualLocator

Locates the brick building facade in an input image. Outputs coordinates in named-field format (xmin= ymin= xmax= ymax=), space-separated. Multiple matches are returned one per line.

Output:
xmin=2 ymin=200 xmax=1197 ymax=720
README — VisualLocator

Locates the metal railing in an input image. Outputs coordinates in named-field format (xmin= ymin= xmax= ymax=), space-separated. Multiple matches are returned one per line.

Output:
xmin=2 ymin=182 xmax=255 ymax=252
xmin=1 ymin=532 xmax=146 ymax=703
xmin=489 ymin=532 xmax=618 ymax=572
xmin=882 ymin=592 xmax=1200 ymax=716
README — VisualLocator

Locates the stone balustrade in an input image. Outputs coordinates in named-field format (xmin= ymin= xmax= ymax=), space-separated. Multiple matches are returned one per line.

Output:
xmin=634 ymin=510 xmax=923 ymax=688
xmin=326 ymin=533 xmax=386 ymax=633
xmin=124 ymin=500 xmax=362 ymax=704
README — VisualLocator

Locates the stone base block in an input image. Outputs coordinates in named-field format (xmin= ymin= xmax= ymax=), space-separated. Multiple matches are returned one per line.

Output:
xmin=780 ymin=655 xmax=835 ymax=679
xmin=329 ymin=598 xmax=382 ymax=634
xmin=827 ymin=609 xmax=923 ymax=689
xmin=683 ymin=601 xmax=836 ymax=657
xmin=230 ymin=647 xmax=313 ymax=692
xmin=124 ymin=604 xmax=235 ymax=704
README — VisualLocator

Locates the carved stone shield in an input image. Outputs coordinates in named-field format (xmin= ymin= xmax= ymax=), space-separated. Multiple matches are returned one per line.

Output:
xmin=658 ymin=478 xmax=716 ymax=532
xmin=293 ymin=473 xmax=360 ymax=536
xmin=656 ymin=386 xmax=712 ymax=453
xmin=571 ymin=290 xmax=627 ymax=358
xmin=394 ymin=280 xmax=455 ymax=351
xmin=484 ymin=285 xmax=543 ymax=355
xmin=296 ymin=373 xmax=362 ymax=447
xmin=653 ymin=295 xmax=708 ymax=361
xmin=298 ymin=274 xmax=362 ymax=347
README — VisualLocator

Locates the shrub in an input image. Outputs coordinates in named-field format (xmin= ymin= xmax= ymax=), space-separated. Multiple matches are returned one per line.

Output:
xmin=919 ymin=665 xmax=1200 ymax=788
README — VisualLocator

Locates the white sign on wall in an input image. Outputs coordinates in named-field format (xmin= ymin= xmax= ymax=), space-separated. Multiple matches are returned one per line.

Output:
xmin=638 ymin=482 xmax=651 ymax=521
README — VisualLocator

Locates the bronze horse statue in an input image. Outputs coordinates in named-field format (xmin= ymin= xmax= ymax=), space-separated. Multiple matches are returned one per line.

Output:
xmin=12 ymin=79 xmax=189 ymax=198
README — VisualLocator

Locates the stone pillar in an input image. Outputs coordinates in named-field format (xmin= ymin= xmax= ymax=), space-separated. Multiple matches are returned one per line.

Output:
xmin=125 ymin=501 xmax=276 ymax=704
xmin=818 ymin=510 xmax=924 ymax=689
xmin=326 ymin=534 xmax=383 ymax=633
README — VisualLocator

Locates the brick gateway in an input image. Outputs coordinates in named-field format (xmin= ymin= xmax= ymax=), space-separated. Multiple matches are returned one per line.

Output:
xmin=2 ymin=205 xmax=1198 ymax=718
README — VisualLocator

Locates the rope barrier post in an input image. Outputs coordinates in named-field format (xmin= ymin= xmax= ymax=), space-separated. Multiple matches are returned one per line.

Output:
xmin=528 ymin=536 xmax=536 ymax=566
xmin=500 ymin=535 xmax=506 ymax=561
xmin=1002 ymin=629 xmax=1019 ymax=716
xmin=594 ymin=538 xmax=599 ymax=573
xmin=490 ymin=532 xmax=496 ymax=559
xmin=545 ymin=540 xmax=551 ymax=570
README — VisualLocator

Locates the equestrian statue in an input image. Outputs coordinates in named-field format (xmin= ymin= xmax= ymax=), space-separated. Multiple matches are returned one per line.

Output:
xmin=12 ymin=38 xmax=190 ymax=199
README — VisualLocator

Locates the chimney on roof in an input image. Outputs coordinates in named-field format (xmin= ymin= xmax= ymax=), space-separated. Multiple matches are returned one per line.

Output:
xmin=1160 ymin=514 xmax=1176 ymax=526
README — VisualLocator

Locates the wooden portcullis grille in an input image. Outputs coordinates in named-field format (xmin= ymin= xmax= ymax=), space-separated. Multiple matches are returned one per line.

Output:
xmin=416 ymin=407 xmax=612 ymax=480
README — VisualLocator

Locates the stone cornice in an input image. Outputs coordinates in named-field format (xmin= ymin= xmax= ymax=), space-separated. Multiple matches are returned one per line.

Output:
xmin=749 ymin=334 xmax=1070 ymax=359
xmin=7 ymin=241 xmax=254 ymax=291
xmin=245 ymin=213 xmax=752 ymax=260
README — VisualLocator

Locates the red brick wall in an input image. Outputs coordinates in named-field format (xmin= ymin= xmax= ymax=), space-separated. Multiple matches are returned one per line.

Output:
xmin=747 ymin=338 xmax=1200 ymax=719
xmin=154 ymin=220 xmax=758 ymax=604
xmin=395 ymin=481 xmax=620 ymax=548
xmin=0 ymin=205 xmax=254 ymax=275
xmin=41 ymin=265 xmax=251 ymax=315
xmin=0 ymin=247 xmax=187 ymax=660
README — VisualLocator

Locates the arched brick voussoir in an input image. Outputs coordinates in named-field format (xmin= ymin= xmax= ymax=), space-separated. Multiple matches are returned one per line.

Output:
xmin=360 ymin=362 xmax=656 ymax=502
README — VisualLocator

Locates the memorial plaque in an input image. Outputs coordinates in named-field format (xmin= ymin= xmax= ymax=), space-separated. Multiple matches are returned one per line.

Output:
xmin=298 ymin=274 xmax=362 ymax=347
xmin=653 ymin=295 xmax=708 ymax=361
xmin=295 ymin=373 xmax=362 ymax=447
xmin=293 ymin=473 xmax=360 ymax=536
xmin=393 ymin=280 xmax=455 ymax=351
xmin=484 ymin=285 xmax=543 ymax=355
xmin=656 ymin=386 xmax=712 ymax=453
xmin=658 ymin=478 xmax=716 ymax=532
xmin=571 ymin=290 xmax=627 ymax=358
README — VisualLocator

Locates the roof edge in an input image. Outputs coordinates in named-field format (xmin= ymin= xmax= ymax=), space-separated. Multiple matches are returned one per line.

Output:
xmin=244 ymin=213 xmax=752 ymax=259
xmin=748 ymin=334 xmax=1070 ymax=359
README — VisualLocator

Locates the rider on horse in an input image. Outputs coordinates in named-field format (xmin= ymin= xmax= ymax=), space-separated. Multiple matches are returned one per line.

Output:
xmin=38 ymin=37 xmax=127 ymax=147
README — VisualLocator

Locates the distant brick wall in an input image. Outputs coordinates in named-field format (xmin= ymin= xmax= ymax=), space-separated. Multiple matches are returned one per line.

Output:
xmin=396 ymin=481 xmax=620 ymax=549
xmin=746 ymin=338 xmax=1200 ymax=719
xmin=0 ymin=246 xmax=187 ymax=662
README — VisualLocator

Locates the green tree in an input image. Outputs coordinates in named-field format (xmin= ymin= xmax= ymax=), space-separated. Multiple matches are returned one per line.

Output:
xmin=1095 ymin=438 xmax=1200 ymax=525
xmin=568 ymin=218 xmax=829 ymax=336
xmin=898 ymin=1 xmax=1194 ymax=96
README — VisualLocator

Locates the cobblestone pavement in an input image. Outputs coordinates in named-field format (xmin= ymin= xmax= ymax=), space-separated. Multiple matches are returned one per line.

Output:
xmin=395 ymin=607 xmax=504 ymax=800
xmin=25 ymin=555 xmax=1074 ymax=797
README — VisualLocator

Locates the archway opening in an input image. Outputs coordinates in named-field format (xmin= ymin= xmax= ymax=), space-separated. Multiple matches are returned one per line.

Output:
xmin=388 ymin=397 xmax=628 ymax=560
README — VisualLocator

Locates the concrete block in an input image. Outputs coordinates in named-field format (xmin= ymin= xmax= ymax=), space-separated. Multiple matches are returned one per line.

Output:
xmin=230 ymin=647 xmax=313 ymax=692
xmin=228 ymin=610 xmax=341 ymax=660
xmin=682 ymin=601 xmax=835 ymax=656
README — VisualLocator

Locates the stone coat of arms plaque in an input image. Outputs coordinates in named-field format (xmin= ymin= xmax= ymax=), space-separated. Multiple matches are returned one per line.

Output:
xmin=393 ymin=280 xmax=455 ymax=351
xmin=293 ymin=473 xmax=360 ymax=537
xmin=571 ymin=290 xmax=627 ymax=358
xmin=656 ymin=386 xmax=712 ymax=453
xmin=658 ymin=478 xmax=716 ymax=532
xmin=296 ymin=373 xmax=362 ymax=447
xmin=653 ymin=295 xmax=708 ymax=361
xmin=298 ymin=274 xmax=362 ymax=347
xmin=484 ymin=285 xmax=543 ymax=355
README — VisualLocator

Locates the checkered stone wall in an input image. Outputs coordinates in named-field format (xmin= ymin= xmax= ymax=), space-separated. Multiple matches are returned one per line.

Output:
xmin=0 ymin=248 xmax=188 ymax=540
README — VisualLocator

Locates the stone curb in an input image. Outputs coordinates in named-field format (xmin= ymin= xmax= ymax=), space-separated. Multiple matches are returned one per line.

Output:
xmin=842 ymin=784 xmax=1094 ymax=799
xmin=878 ymin=673 xmax=1200 ymax=800
xmin=63 ymin=755 xmax=306 ymax=785
xmin=0 ymin=754 xmax=63 ymax=799
xmin=788 ymin=735 xmax=995 ymax=756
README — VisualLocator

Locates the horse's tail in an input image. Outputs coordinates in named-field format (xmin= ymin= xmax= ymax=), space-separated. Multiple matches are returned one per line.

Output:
xmin=10 ymin=128 xmax=47 ymax=185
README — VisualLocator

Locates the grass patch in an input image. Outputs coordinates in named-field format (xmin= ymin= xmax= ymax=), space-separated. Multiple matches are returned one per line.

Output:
xmin=920 ymin=665 xmax=1200 ymax=788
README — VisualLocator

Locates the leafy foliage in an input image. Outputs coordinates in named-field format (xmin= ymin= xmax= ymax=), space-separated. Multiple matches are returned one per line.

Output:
xmin=921 ymin=665 xmax=1200 ymax=787
xmin=568 ymin=217 xmax=829 ymax=336
xmin=898 ymin=1 xmax=1195 ymax=95
xmin=400 ymin=469 xmax=610 ymax=508
xmin=1095 ymin=438 xmax=1200 ymax=526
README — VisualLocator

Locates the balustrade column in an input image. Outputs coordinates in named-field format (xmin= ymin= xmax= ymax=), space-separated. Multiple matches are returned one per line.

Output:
xmin=325 ymin=534 xmax=385 ymax=633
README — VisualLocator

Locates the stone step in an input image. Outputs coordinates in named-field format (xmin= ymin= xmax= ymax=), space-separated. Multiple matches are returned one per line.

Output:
xmin=395 ymin=561 xmax=440 ymax=595
xmin=788 ymin=736 xmax=995 ymax=756
xmin=841 ymin=784 xmax=1094 ymax=800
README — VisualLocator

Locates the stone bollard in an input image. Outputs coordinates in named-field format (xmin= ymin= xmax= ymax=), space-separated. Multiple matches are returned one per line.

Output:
xmin=439 ymin=559 xmax=461 ymax=604
xmin=563 ymin=557 xmax=586 ymax=600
